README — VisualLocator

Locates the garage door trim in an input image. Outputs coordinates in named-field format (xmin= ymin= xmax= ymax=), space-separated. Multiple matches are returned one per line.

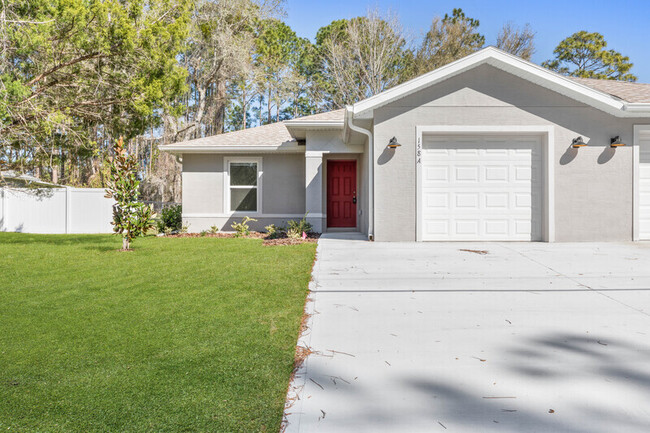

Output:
xmin=415 ymin=125 xmax=555 ymax=242
xmin=634 ymin=124 xmax=650 ymax=241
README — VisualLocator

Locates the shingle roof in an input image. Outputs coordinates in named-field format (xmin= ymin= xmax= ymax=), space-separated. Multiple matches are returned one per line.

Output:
xmin=176 ymin=121 xmax=295 ymax=147
xmin=291 ymin=108 xmax=345 ymax=122
xmin=169 ymin=109 xmax=346 ymax=148
xmin=569 ymin=77 xmax=650 ymax=103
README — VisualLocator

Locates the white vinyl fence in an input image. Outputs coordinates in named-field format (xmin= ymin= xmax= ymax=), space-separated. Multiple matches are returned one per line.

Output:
xmin=0 ymin=187 xmax=115 ymax=234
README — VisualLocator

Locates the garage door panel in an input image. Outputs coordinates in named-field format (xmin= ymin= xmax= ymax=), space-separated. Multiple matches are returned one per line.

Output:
xmin=455 ymin=166 xmax=479 ymax=181
xmin=484 ymin=220 xmax=508 ymax=236
xmin=455 ymin=193 xmax=479 ymax=208
xmin=485 ymin=193 xmax=509 ymax=208
xmin=424 ymin=220 xmax=449 ymax=236
xmin=421 ymin=135 xmax=542 ymax=241
xmin=425 ymin=192 xmax=449 ymax=209
xmin=485 ymin=166 xmax=509 ymax=182
xmin=424 ymin=166 xmax=449 ymax=182
xmin=456 ymin=220 xmax=479 ymax=235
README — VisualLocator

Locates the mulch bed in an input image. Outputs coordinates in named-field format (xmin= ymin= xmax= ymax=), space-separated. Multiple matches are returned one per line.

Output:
xmin=162 ymin=231 xmax=320 ymax=246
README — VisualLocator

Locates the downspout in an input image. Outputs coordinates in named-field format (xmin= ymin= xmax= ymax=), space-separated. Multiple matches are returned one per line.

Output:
xmin=345 ymin=106 xmax=374 ymax=241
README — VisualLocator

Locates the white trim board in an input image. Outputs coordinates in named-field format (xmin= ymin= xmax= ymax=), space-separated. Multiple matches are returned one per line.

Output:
xmin=633 ymin=125 xmax=650 ymax=241
xmin=415 ymin=125 xmax=555 ymax=242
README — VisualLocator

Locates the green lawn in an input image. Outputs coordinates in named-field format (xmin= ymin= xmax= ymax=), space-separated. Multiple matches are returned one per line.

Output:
xmin=0 ymin=233 xmax=316 ymax=432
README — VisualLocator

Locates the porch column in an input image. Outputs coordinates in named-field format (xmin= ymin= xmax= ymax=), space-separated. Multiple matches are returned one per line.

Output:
xmin=305 ymin=151 xmax=324 ymax=233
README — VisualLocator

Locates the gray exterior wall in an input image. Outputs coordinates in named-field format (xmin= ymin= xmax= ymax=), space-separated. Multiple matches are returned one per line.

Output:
xmin=373 ymin=64 xmax=645 ymax=242
xmin=181 ymin=152 xmax=306 ymax=232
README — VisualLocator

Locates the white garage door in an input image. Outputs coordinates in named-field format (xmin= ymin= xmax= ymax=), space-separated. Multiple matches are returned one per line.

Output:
xmin=420 ymin=135 xmax=543 ymax=241
xmin=640 ymin=130 xmax=650 ymax=240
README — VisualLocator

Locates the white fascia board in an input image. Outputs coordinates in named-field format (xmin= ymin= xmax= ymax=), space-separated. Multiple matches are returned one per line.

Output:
xmin=352 ymin=46 xmax=628 ymax=118
xmin=283 ymin=120 xmax=344 ymax=128
xmin=158 ymin=143 xmax=305 ymax=154
xmin=624 ymin=104 xmax=650 ymax=116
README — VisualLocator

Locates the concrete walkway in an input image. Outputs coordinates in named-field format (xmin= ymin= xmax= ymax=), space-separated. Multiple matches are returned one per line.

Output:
xmin=285 ymin=235 xmax=650 ymax=433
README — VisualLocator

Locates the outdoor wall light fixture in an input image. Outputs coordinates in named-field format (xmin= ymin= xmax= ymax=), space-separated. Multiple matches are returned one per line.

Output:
xmin=571 ymin=136 xmax=587 ymax=148
xmin=387 ymin=137 xmax=401 ymax=149
xmin=610 ymin=136 xmax=625 ymax=147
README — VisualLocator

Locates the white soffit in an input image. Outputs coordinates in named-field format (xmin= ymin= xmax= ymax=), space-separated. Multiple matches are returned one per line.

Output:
xmin=158 ymin=142 xmax=305 ymax=154
xmin=351 ymin=47 xmax=646 ymax=119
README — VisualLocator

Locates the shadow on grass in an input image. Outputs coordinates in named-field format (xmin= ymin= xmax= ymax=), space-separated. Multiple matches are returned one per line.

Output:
xmin=83 ymin=244 xmax=120 ymax=253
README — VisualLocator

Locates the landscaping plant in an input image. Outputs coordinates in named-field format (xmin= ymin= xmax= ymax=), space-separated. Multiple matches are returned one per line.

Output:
xmin=287 ymin=214 xmax=312 ymax=239
xmin=157 ymin=204 xmax=183 ymax=233
xmin=231 ymin=216 xmax=257 ymax=237
xmin=105 ymin=138 xmax=154 ymax=250
xmin=264 ymin=224 xmax=284 ymax=239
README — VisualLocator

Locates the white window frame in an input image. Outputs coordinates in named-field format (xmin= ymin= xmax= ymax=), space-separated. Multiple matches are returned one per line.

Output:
xmin=224 ymin=157 xmax=263 ymax=215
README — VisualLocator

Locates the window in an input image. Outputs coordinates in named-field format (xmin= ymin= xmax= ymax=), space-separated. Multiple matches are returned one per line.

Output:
xmin=226 ymin=159 xmax=261 ymax=213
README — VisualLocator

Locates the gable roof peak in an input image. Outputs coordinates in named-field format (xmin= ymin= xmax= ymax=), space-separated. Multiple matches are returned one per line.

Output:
xmin=350 ymin=46 xmax=650 ymax=119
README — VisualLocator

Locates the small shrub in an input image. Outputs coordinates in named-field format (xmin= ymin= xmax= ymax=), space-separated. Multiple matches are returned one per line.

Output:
xmin=265 ymin=224 xmax=285 ymax=239
xmin=231 ymin=216 xmax=257 ymax=237
xmin=157 ymin=205 xmax=182 ymax=233
xmin=104 ymin=137 xmax=154 ymax=250
xmin=286 ymin=214 xmax=312 ymax=239
xmin=200 ymin=230 xmax=207 ymax=237
xmin=180 ymin=224 xmax=189 ymax=234
xmin=209 ymin=225 xmax=219 ymax=234
xmin=163 ymin=226 xmax=173 ymax=236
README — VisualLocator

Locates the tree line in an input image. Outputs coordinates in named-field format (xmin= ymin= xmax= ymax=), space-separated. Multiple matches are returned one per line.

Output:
xmin=0 ymin=1 xmax=637 ymax=202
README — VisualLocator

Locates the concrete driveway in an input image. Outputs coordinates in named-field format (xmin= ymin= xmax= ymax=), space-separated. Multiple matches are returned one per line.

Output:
xmin=285 ymin=235 xmax=650 ymax=433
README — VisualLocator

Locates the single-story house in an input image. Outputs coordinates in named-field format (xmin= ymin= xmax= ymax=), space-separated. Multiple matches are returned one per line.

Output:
xmin=160 ymin=47 xmax=650 ymax=242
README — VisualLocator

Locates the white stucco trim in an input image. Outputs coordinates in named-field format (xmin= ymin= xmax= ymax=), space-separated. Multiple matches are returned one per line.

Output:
xmin=183 ymin=213 xmax=323 ymax=219
xmin=351 ymin=47 xmax=647 ymax=119
xmin=415 ymin=125 xmax=555 ymax=242
xmin=223 ymin=157 xmax=263 ymax=216
xmin=633 ymin=125 xmax=650 ymax=241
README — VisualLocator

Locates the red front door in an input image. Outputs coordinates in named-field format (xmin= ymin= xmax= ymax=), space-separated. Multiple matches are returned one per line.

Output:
xmin=327 ymin=160 xmax=357 ymax=228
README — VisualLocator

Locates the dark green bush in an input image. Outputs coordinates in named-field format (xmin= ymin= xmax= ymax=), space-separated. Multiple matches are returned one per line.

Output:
xmin=157 ymin=205 xmax=182 ymax=233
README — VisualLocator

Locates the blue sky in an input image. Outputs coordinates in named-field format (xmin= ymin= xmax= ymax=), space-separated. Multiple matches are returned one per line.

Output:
xmin=284 ymin=0 xmax=650 ymax=82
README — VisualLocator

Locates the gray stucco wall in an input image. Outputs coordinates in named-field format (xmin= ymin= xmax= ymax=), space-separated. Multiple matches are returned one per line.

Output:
xmin=373 ymin=64 xmax=645 ymax=242
xmin=181 ymin=152 xmax=306 ymax=232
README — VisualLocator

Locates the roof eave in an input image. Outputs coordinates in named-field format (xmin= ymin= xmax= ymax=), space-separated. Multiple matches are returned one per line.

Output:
xmin=623 ymin=103 xmax=650 ymax=116
xmin=158 ymin=143 xmax=305 ymax=154
xmin=283 ymin=120 xmax=344 ymax=139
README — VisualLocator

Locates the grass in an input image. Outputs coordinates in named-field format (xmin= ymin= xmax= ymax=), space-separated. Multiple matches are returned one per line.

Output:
xmin=0 ymin=233 xmax=316 ymax=432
